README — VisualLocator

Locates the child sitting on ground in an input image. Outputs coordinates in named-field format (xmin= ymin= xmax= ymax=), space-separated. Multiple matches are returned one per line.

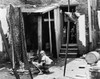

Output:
xmin=32 ymin=50 xmax=53 ymax=74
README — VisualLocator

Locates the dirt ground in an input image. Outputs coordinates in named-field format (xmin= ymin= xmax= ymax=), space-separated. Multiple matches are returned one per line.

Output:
xmin=0 ymin=58 xmax=74 ymax=79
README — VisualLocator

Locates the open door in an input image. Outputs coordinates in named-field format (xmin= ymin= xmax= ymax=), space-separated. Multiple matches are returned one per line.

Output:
xmin=77 ymin=15 xmax=86 ymax=55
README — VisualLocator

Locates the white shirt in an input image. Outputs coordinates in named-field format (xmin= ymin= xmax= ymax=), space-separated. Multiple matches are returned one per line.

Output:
xmin=42 ymin=55 xmax=53 ymax=65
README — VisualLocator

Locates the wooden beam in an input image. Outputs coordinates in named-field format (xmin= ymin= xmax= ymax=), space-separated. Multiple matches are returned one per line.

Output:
xmin=54 ymin=8 xmax=61 ymax=58
xmin=48 ymin=11 xmax=53 ymax=56
xmin=44 ymin=19 xmax=54 ymax=22
xmin=38 ymin=16 xmax=42 ymax=51
xmin=88 ymin=0 xmax=92 ymax=43
xmin=38 ymin=16 xmax=42 ymax=63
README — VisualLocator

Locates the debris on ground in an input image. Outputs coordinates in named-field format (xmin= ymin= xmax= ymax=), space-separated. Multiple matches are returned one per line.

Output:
xmin=1 ymin=51 xmax=100 ymax=79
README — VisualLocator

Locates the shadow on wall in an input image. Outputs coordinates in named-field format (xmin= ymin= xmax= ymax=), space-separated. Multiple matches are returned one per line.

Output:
xmin=77 ymin=40 xmax=87 ymax=56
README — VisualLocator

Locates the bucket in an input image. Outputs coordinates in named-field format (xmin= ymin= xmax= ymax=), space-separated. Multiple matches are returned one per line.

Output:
xmin=85 ymin=51 xmax=100 ymax=64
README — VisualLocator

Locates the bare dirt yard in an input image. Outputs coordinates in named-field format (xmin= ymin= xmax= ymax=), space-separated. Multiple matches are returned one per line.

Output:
xmin=0 ymin=58 xmax=74 ymax=79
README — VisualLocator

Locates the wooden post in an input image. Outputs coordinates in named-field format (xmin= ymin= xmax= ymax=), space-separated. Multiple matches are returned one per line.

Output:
xmin=88 ymin=0 xmax=92 ymax=43
xmin=12 ymin=45 xmax=15 ymax=68
xmin=0 ymin=21 xmax=20 ymax=79
xmin=38 ymin=16 xmax=42 ymax=51
xmin=63 ymin=0 xmax=70 ymax=76
xmin=48 ymin=12 xmax=52 ymax=56
xmin=10 ymin=22 xmax=15 ymax=69
xmin=38 ymin=16 xmax=42 ymax=62
xmin=54 ymin=8 xmax=61 ymax=58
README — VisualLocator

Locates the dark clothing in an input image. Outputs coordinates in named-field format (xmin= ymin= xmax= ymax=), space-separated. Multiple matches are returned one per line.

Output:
xmin=39 ymin=63 xmax=50 ymax=73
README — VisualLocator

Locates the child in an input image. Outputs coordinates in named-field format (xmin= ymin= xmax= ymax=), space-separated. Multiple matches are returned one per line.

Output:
xmin=32 ymin=50 xmax=53 ymax=74
xmin=38 ymin=50 xmax=53 ymax=74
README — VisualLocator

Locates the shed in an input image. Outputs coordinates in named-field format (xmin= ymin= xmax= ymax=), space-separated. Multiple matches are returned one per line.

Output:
xmin=21 ymin=3 xmax=60 ymax=58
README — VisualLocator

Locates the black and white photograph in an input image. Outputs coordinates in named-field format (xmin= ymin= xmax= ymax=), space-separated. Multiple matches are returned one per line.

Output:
xmin=0 ymin=0 xmax=100 ymax=79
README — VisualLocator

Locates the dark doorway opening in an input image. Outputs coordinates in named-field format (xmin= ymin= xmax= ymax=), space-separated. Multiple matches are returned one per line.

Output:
xmin=22 ymin=13 xmax=38 ymax=53
xmin=61 ymin=6 xmax=77 ymax=44
xmin=69 ymin=22 xmax=77 ymax=44
xmin=42 ymin=16 xmax=50 ymax=52
xmin=42 ymin=11 xmax=57 ymax=58
xmin=62 ymin=22 xmax=77 ymax=44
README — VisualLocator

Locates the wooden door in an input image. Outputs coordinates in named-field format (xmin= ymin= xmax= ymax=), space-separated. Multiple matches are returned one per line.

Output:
xmin=77 ymin=15 xmax=86 ymax=55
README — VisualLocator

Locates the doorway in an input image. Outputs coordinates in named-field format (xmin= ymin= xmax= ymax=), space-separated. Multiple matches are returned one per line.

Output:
xmin=62 ymin=22 xmax=77 ymax=44
xmin=42 ymin=10 xmax=57 ymax=57
xmin=69 ymin=22 xmax=77 ymax=44
xmin=22 ymin=13 xmax=38 ymax=53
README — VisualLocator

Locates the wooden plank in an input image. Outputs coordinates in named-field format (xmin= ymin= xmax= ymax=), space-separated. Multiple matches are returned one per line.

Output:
xmin=38 ymin=16 xmax=42 ymax=51
xmin=54 ymin=8 xmax=61 ymax=58
xmin=48 ymin=11 xmax=52 ymax=56
xmin=21 ymin=4 xmax=59 ymax=14
xmin=77 ymin=15 xmax=86 ymax=55
xmin=88 ymin=0 xmax=92 ymax=43
xmin=60 ymin=10 xmax=64 ymax=45
xmin=38 ymin=16 xmax=42 ymax=63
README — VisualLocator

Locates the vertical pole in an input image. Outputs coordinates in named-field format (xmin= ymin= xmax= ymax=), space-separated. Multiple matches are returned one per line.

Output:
xmin=88 ymin=0 xmax=92 ymax=43
xmin=38 ymin=16 xmax=42 ymax=51
xmin=63 ymin=0 xmax=70 ymax=76
xmin=48 ymin=12 xmax=52 ymax=56
xmin=11 ymin=32 xmax=15 ymax=69
xmin=38 ymin=16 xmax=42 ymax=62
xmin=54 ymin=8 xmax=61 ymax=58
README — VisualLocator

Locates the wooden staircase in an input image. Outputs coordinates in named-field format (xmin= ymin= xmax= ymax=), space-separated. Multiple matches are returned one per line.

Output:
xmin=59 ymin=44 xmax=79 ymax=58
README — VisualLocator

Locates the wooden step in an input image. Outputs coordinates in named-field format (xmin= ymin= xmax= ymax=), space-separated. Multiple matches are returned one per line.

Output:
xmin=60 ymin=49 xmax=78 ymax=53
xmin=60 ymin=53 xmax=77 ymax=55
xmin=60 ymin=48 xmax=78 ymax=51
xmin=61 ymin=44 xmax=78 ymax=48
xmin=60 ymin=43 xmax=78 ymax=58
xmin=59 ymin=53 xmax=77 ymax=58
xmin=61 ymin=44 xmax=78 ymax=47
